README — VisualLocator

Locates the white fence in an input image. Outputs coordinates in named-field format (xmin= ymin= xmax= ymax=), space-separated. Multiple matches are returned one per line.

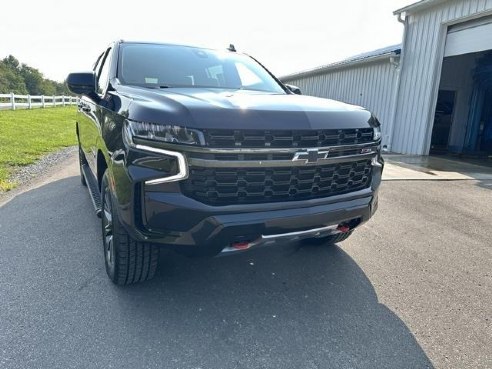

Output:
xmin=0 ymin=93 xmax=78 ymax=110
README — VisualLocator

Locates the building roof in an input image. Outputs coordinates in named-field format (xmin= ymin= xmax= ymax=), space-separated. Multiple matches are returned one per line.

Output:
xmin=281 ymin=44 xmax=401 ymax=81
xmin=394 ymin=0 xmax=447 ymax=15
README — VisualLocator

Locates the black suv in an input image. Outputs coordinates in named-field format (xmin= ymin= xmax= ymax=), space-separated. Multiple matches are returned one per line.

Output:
xmin=67 ymin=41 xmax=383 ymax=285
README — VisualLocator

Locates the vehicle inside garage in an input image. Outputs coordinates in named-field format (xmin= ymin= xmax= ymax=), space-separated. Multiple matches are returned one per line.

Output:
xmin=431 ymin=18 xmax=492 ymax=158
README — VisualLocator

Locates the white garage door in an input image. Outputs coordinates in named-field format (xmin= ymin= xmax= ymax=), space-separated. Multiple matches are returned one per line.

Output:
xmin=445 ymin=17 xmax=492 ymax=57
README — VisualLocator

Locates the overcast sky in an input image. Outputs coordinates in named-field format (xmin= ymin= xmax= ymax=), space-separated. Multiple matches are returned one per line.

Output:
xmin=1 ymin=0 xmax=414 ymax=82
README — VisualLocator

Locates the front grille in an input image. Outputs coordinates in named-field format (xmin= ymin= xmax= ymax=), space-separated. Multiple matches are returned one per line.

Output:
xmin=181 ymin=159 xmax=372 ymax=206
xmin=204 ymin=128 xmax=374 ymax=148
xmin=187 ymin=147 xmax=367 ymax=162
xmin=188 ymin=152 xmax=294 ymax=161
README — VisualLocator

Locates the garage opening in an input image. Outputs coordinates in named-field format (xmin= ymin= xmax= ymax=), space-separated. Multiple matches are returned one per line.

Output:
xmin=430 ymin=90 xmax=456 ymax=154
xmin=466 ymin=52 xmax=492 ymax=155
xmin=430 ymin=17 xmax=492 ymax=158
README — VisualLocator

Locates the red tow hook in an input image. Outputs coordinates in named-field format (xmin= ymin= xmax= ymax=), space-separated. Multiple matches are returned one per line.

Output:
xmin=231 ymin=241 xmax=251 ymax=250
xmin=337 ymin=224 xmax=351 ymax=233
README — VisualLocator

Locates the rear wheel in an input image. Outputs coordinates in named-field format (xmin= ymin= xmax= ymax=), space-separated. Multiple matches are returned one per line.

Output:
xmin=101 ymin=171 xmax=159 ymax=285
xmin=301 ymin=231 xmax=353 ymax=246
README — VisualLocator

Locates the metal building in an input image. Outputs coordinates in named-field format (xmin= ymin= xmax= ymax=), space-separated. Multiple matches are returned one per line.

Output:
xmin=281 ymin=45 xmax=402 ymax=152
xmin=282 ymin=0 xmax=492 ymax=156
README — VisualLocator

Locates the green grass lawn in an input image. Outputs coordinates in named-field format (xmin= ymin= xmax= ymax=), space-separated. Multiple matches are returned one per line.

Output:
xmin=0 ymin=107 xmax=77 ymax=191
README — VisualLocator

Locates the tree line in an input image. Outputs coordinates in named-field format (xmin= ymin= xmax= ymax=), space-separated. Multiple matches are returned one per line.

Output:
xmin=0 ymin=55 xmax=69 ymax=95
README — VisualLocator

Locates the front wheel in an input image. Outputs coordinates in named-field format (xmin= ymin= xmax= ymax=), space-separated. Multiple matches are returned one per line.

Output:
xmin=101 ymin=171 xmax=159 ymax=285
xmin=300 ymin=231 xmax=353 ymax=246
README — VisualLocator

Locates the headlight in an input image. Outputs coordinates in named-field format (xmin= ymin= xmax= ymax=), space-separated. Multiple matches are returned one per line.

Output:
xmin=373 ymin=126 xmax=382 ymax=141
xmin=126 ymin=120 xmax=204 ymax=145
xmin=123 ymin=120 xmax=191 ymax=185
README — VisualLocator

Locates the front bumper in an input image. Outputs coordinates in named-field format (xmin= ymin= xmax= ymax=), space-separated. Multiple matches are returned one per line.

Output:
xmin=112 ymin=141 xmax=383 ymax=256
xmin=221 ymin=223 xmax=354 ymax=254
xmin=125 ymin=185 xmax=379 ymax=256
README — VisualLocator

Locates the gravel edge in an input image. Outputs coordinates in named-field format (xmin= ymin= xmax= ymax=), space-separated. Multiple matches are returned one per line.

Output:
xmin=8 ymin=146 xmax=78 ymax=185
xmin=0 ymin=146 xmax=78 ymax=200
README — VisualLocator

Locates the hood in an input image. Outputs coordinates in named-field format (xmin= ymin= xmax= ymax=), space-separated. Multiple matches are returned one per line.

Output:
xmin=119 ymin=86 xmax=374 ymax=130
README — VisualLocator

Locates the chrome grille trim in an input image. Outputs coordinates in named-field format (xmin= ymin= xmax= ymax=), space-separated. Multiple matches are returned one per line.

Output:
xmin=188 ymin=151 xmax=378 ymax=168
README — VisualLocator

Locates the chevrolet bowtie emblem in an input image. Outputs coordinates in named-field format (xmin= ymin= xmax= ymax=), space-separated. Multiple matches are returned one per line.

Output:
xmin=292 ymin=149 xmax=330 ymax=163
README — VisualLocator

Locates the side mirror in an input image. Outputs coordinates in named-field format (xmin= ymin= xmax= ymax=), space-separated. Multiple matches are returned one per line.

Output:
xmin=67 ymin=72 xmax=96 ymax=95
xmin=285 ymin=84 xmax=302 ymax=95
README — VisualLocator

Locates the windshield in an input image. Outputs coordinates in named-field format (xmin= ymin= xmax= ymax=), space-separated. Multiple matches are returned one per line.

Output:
xmin=118 ymin=43 xmax=286 ymax=93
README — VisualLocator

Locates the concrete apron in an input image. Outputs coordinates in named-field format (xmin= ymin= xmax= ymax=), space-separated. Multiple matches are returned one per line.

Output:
xmin=382 ymin=154 xmax=492 ymax=181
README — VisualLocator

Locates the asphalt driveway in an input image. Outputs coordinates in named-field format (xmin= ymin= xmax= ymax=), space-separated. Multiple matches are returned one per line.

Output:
xmin=0 ymin=157 xmax=490 ymax=369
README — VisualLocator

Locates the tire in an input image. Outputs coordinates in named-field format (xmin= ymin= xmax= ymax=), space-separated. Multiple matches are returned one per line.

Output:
xmin=101 ymin=171 xmax=159 ymax=285
xmin=79 ymin=148 xmax=87 ymax=187
xmin=301 ymin=231 xmax=353 ymax=246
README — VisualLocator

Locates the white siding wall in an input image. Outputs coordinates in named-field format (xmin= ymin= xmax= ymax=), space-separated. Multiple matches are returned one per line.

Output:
xmin=392 ymin=0 xmax=492 ymax=154
xmin=283 ymin=60 xmax=399 ymax=149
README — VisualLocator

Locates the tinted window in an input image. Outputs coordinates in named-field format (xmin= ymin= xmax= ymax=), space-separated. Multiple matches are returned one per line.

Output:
xmin=118 ymin=43 xmax=285 ymax=93
xmin=97 ymin=48 xmax=112 ymax=94
xmin=93 ymin=52 xmax=105 ymax=74
xmin=235 ymin=62 xmax=262 ymax=87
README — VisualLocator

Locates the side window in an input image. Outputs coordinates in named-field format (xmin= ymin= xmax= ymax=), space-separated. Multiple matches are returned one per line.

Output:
xmin=97 ymin=48 xmax=112 ymax=94
xmin=93 ymin=52 xmax=104 ymax=75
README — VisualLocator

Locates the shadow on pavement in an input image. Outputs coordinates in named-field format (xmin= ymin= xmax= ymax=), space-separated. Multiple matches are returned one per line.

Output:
xmin=476 ymin=179 xmax=492 ymax=190
xmin=0 ymin=176 xmax=434 ymax=369
xmin=113 ymin=246 xmax=434 ymax=369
